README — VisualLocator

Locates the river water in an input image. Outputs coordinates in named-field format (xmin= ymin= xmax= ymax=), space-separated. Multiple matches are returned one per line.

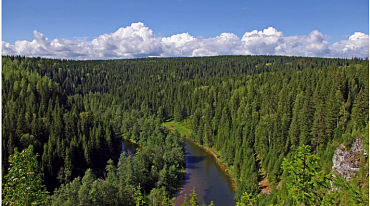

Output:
xmin=121 ymin=139 xmax=235 ymax=206
xmin=121 ymin=139 xmax=138 ymax=157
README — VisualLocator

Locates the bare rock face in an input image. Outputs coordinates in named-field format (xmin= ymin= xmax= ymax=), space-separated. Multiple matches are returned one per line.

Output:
xmin=332 ymin=137 xmax=365 ymax=181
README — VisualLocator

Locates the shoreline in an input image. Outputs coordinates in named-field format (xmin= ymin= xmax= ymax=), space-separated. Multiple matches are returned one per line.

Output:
xmin=182 ymin=135 xmax=237 ymax=191
xmin=121 ymin=138 xmax=144 ymax=149
xmin=164 ymin=122 xmax=237 ymax=192
xmin=122 ymin=136 xmax=186 ymax=201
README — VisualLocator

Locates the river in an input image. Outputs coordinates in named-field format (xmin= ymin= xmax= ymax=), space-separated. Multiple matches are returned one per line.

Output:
xmin=121 ymin=139 xmax=235 ymax=206
xmin=121 ymin=139 xmax=138 ymax=157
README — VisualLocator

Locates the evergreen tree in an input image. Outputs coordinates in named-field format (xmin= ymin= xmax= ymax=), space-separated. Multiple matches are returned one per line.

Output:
xmin=311 ymin=101 xmax=326 ymax=155
xmin=135 ymin=184 xmax=145 ymax=206
xmin=2 ymin=145 xmax=49 ymax=205
xmin=352 ymin=88 xmax=369 ymax=130
xmin=189 ymin=187 xmax=199 ymax=206
xmin=282 ymin=145 xmax=331 ymax=205
xmin=78 ymin=169 xmax=95 ymax=205
xmin=182 ymin=194 xmax=189 ymax=206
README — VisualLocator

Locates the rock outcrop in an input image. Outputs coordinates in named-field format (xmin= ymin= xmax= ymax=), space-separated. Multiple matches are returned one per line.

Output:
xmin=332 ymin=137 xmax=367 ymax=181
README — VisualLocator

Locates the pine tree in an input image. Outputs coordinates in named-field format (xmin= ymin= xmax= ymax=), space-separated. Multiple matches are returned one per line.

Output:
xmin=352 ymin=88 xmax=369 ymax=130
xmin=189 ymin=187 xmax=199 ymax=206
xmin=282 ymin=145 xmax=331 ymax=205
xmin=78 ymin=169 xmax=95 ymax=205
xmin=236 ymin=192 xmax=257 ymax=206
xmin=174 ymin=103 xmax=183 ymax=122
xmin=182 ymin=193 xmax=189 ymax=206
xmin=311 ymin=101 xmax=326 ymax=155
xmin=298 ymin=94 xmax=313 ymax=146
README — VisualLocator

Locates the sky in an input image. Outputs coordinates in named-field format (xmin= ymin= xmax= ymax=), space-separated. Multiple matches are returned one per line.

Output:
xmin=2 ymin=0 xmax=369 ymax=60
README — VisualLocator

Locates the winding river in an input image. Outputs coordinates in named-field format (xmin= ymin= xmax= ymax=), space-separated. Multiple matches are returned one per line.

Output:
xmin=121 ymin=139 xmax=235 ymax=206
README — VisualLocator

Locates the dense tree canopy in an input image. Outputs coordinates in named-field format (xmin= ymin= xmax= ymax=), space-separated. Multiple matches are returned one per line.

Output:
xmin=2 ymin=55 xmax=368 ymax=205
xmin=2 ymin=145 xmax=49 ymax=205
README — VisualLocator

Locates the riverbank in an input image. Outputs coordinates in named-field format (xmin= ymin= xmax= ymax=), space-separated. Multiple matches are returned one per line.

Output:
xmin=169 ymin=169 xmax=186 ymax=203
xmin=163 ymin=120 xmax=237 ymax=191
xmin=183 ymin=135 xmax=237 ymax=191
xmin=121 ymin=135 xmax=186 ymax=202
xmin=121 ymin=135 xmax=144 ymax=149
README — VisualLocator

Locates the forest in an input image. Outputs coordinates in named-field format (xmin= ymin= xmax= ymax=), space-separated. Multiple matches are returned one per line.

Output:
xmin=2 ymin=55 xmax=368 ymax=205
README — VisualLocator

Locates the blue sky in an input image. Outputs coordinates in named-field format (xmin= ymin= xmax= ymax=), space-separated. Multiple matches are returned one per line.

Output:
xmin=2 ymin=0 xmax=369 ymax=59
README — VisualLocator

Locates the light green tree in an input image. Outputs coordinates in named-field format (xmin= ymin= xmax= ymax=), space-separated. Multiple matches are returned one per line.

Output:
xmin=78 ymin=168 xmax=95 ymax=205
xmin=181 ymin=193 xmax=189 ymax=206
xmin=2 ymin=145 xmax=49 ymax=205
xmin=135 ymin=184 xmax=145 ymax=206
xmin=189 ymin=187 xmax=199 ymax=206
xmin=282 ymin=145 xmax=331 ymax=205
xmin=236 ymin=192 xmax=257 ymax=206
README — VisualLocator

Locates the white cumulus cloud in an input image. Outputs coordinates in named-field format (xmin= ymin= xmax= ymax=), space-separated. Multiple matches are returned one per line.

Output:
xmin=2 ymin=22 xmax=369 ymax=59
xmin=90 ymin=22 xmax=163 ymax=58
xmin=330 ymin=32 xmax=369 ymax=58
xmin=239 ymin=27 xmax=284 ymax=55
xmin=277 ymin=30 xmax=330 ymax=57
xmin=161 ymin=33 xmax=198 ymax=56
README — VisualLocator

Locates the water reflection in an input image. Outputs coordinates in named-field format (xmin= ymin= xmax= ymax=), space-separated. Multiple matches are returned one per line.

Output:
xmin=121 ymin=138 xmax=235 ymax=206
xmin=173 ymin=140 xmax=235 ymax=206
xmin=121 ymin=139 xmax=138 ymax=157
xmin=186 ymin=155 xmax=206 ymax=169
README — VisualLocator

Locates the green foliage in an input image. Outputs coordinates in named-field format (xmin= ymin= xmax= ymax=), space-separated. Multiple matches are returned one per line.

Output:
xmin=51 ymin=177 xmax=81 ymax=206
xmin=78 ymin=169 xmax=95 ymax=205
xmin=51 ymin=117 xmax=185 ymax=205
xmin=181 ymin=188 xmax=215 ymax=206
xmin=236 ymin=192 xmax=257 ymax=206
xmin=163 ymin=121 xmax=192 ymax=138
xmin=281 ymin=145 xmax=332 ymax=205
xmin=149 ymin=187 xmax=169 ymax=206
xmin=324 ymin=131 xmax=369 ymax=206
xmin=2 ymin=55 xmax=368 ymax=205
xmin=51 ymin=160 xmax=136 ymax=206
xmin=189 ymin=187 xmax=199 ymax=206
xmin=182 ymin=194 xmax=189 ymax=206
xmin=329 ymin=175 xmax=369 ymax=205
xmin=2 ymin=145 xmax=49 ymax=205
xmin=135 ymin=184 xmax=145 ymax=206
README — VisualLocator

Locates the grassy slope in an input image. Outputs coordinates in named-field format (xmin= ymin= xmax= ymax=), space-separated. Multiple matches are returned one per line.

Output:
xmin=163 ymin=120 xmax=192 ymax=137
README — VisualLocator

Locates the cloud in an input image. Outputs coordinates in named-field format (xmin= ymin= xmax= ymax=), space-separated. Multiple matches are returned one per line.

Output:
xmin=90 ymin=22 xmax=163 ymax=58
xmin=2 ymin=22 xmax=369 ymax=59
xmin=161 ymin=33 xmax=198 ymax=56
xmin=277 ymin=30 xmax=330 ymax=57
xmin=330 ymin=32 xmax=369 ymax=58
xmin=3 ymin=30 xmax=91 ymax=59
xmin=238 ymin=27 xmax=284 ymax=55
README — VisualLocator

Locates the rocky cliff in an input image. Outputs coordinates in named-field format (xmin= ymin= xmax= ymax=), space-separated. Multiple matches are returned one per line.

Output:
xmin=332 ymin=137 xmax=367 ymax=181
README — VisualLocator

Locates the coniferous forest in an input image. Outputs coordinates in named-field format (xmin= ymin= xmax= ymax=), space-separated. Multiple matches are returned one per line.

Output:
xmin=2 ymin=55 xmax=369 ymax=205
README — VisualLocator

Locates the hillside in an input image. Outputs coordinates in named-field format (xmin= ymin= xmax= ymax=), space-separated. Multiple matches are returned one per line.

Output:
xmin=2 ymin=55 xmax=368 ymax=205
